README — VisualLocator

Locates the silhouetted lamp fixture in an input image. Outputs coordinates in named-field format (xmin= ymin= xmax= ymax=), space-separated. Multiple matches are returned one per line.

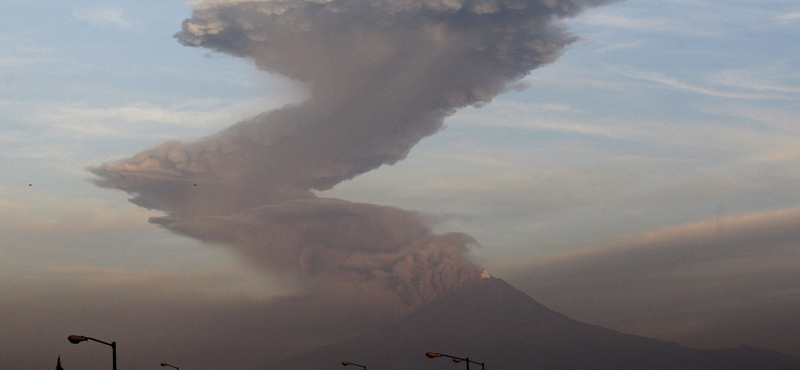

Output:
xmin=161 ymin=362 xmax=179 ymax=370
xmin=426 ymin=352 xmax=484 ymax=370
xmin=68 ymin=335 xmax=116 ymax=370
xmin=342 ymin=361 xmax=366 ymax=370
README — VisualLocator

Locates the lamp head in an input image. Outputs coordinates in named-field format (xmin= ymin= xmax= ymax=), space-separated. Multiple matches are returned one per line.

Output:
xmin=453 ymin=358 xmax=464 ymax=363
xmin=426 ymin=352 xmax=442 ymax=359
xmin=161 ymin=364 xmax=169 ymax=367
xmin=342 ymin=362 xmax=352 ymax=366
xmin=68 ymin=335 xmax=87 ymax=344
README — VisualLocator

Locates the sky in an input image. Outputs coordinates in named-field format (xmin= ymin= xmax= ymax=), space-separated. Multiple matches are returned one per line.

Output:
xmin=1 ymin=0 xmax=800 ymax=369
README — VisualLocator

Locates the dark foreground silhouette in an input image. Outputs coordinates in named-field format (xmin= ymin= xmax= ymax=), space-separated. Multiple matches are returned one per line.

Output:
xmin=254 ymin=278 xmax=800 ymax=370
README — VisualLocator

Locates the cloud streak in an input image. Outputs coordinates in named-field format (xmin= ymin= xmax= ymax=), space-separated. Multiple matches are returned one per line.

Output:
xmin=73 ymin=9 xmax=131 ymax=28
xmin=609 ymin=65 xmax=800 ymax=100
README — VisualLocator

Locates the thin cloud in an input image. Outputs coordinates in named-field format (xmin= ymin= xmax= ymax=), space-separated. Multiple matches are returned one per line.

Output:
xmin=566 ymin=1 xmax=720 ymax=37
xmin=0 ymin=196 xmax=158 ymax=245
xmin=594 ymin=41 xmax=641 ymax=53
xmin=705 ymin=67 xmax=800 ymax=94
xmin=776 ymin=10 xmax=800 ymax=23
xmin=73 ymin=8 xmax=131 ymax=28
xmin=609 ymin=65 xmax=800 ymax=100
xmin=574 ymin=12 xmax=674 ymax=33
xmin=3 ymin=98 xmax=284 ymax=141
xmin=697 ymin=103 xmax=800 ymax=137
xmin=0 ymin=55 xmax=52 ymax=68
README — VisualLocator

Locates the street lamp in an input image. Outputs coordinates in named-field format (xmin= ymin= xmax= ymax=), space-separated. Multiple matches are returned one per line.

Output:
xmin=426 ymin=352 xmax=484 ymax=370
xmin=161 ymin=362 xmax=179 ymax=370
xmin=342 ymin=361 xmax=366 ymax=370
xmin=67 ymin=335 xmax=116 ymax=370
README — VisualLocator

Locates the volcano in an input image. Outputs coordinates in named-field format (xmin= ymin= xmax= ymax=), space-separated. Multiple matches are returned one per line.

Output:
xmin=254 ymin=278 xmax=799 ymax=370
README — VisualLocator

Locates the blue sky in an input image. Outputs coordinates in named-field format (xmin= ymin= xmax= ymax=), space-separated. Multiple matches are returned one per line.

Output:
xmin=2 ymin=0 xmax=800 ymax=369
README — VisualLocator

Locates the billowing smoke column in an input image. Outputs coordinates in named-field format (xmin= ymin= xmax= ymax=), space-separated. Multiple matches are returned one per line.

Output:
xmin=90 ymin=0 xmax=613 ymax=309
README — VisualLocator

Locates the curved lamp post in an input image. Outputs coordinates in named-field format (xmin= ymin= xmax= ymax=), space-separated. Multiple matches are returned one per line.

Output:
xmin=426 ymin=352 xmax=484 ymax=370
xmin=68 ymin=335 xmax=116 ymax=370
xmin=342 ymin=361 xmax=366 ymax=370
xmin=161 ymin=363 xmax=179 ymax=370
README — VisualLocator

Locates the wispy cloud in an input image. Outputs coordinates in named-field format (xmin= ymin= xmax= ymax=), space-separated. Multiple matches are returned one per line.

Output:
xmin=706 ymin=67 xmax=800 ymax=94
xmin=567 ymin=1 xmax=724 ymax=38
xmin=73 ymin=8 xmax=131 ymax=28
xmin=574 ymin=12 xmax=675 ymax=33
xmin=776 ymin=10 xmax=800 ymax=23
xmin=0 ymin=196 xmax=155 ymax=241
xmin=609 ymin=65 xmax=800 ymax=100
xmin=698 ymin=103 xmax=800 ymax=137
xmin=1 ymin=97 xmax=279 ymax=141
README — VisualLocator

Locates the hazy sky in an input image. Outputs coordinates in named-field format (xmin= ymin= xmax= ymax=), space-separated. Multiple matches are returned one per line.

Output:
xmin=2 ymin=0 xmax=800 ymax=369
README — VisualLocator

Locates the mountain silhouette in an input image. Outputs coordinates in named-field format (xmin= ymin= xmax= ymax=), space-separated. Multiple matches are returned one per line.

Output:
xmin=254 ymin=277 xmax=800 ymax=370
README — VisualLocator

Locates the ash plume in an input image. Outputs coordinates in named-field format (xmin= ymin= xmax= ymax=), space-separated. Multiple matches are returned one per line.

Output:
xmin=90 ymin=0 xmax=615 ymax=310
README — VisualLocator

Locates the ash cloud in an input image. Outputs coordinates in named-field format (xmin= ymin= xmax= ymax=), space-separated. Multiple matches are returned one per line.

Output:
xmin=90 ymin=0 xmax=615 ymax=310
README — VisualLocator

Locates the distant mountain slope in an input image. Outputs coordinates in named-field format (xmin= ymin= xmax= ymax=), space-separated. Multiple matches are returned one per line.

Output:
xmin=254 ymin=278 xmax=800 ymax=370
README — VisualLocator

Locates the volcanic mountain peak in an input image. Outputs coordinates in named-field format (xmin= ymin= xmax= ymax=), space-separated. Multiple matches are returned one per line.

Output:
xmin=256 ymin=278 xmax=800 ymax=370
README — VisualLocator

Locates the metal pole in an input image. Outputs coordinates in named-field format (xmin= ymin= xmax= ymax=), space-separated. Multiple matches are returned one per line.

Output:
xmin=112 ymin=342 xmax=117 ymax=370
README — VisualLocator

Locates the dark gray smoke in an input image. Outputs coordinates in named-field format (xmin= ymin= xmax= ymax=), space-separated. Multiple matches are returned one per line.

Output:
xmin=90 ymin=0 xmax=615 ymax=309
